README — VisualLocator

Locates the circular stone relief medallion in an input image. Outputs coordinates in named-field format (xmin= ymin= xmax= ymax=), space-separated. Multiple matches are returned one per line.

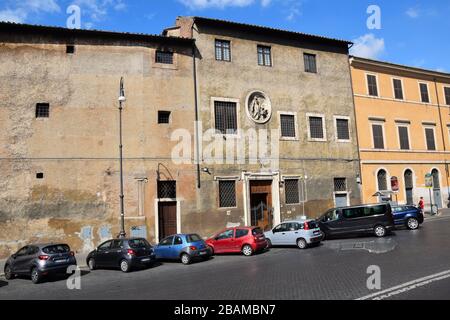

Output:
xmin=245 ymin=91 xmax=272 ymax=124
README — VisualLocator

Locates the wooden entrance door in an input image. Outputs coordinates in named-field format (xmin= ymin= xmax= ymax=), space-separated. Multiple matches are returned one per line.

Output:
xmin=250 ymin=180 xmax=273 ymax=231
xmin=158 ymin=201 xmax=177 ymax=241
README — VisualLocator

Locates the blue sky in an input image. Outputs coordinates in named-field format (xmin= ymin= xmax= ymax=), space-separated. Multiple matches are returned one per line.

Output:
xmin=1 ymin=0 xmax=449 ymax=72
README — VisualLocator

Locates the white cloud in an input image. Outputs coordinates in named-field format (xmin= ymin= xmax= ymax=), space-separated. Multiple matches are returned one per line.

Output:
xmin=0 ymin=9 xmax=26 ymax=23
xmin=350 ymin=33 xmax=385 ymax=59
xmin=179 ymin=0 xmax=272 ymax=9
xmin=0 ymin=0 xmax=60 ymax=23
xmin=406 ymin=7 xmax=419 ymax=18
xmin=261 ymin=0 xmax=272 ymax=7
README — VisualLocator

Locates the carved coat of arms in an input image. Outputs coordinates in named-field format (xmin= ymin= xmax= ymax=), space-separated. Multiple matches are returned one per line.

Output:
xmin=246 ymin=91 xmax=272 ymax=124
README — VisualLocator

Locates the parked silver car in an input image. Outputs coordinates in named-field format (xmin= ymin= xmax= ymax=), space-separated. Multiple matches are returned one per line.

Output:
xmin=4 ymin=243 xmax=77 ymax=284
xmin=264 ymin=220 xmax=323 ymax=249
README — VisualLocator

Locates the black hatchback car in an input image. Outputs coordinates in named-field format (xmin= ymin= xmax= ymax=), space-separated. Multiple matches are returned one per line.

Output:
xmin=318 ymin=203 xmax=395 ymax=239
xmin=4 ymin=243 xmax=77 ymax=284
xmin=86 ymin=238 xmax=155 ymax=273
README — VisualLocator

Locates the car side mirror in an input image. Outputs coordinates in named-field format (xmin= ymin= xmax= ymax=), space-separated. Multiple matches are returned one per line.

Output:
xmin=11 ymin=254 xmax=17 ymax=259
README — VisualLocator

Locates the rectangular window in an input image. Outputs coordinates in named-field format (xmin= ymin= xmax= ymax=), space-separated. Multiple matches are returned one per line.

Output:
xmin=155 ymin=51 xmax=174 ymax=64
xmin=393 ymin=79 xmax=404 ymax=100
xmin=280 ymin=114 xmax=296 ymax=138
xmin=444 ymin=87 xmax=450 ymax=106
xmin=214 ymin=101 xmax=237 ymax=134
xmin=35 ymin=103 xmax=50 ymax=118
xmin=285 ymin=179 xmax=300 ymax=204
xmin=158 ymin=111 xmax=171 ymax=124
xmin=218 ymin=180 xmax=236 ymax=208
xmin=425 ymin=128 xmax=436 ymax=151
xmin=398 ymin=126 xmax=410 ymax=150
xmin=336 ymin=118 xmax=350 ymax=141
xmin=157 ymin=180 xmax=176 ymax=199
xmin=215 ymin=40 xmax=231 ymax=61
xmin=334 ymin=178 xmax=347 ymax=192
xmin=309 ymin=116 xmax=325 ymax=140
xmin=419 ymin=83 xmax=430 ymax=103
xmin=66 ymin=45 xmax=75 ymax=54
xmin=257 ymin=45 xmax=272 ymax=67
xmin=372 ymin=124 xmax=384 ymax=149
xmin=303 ymin=53 xmax=317 ymax=73
xmin=367 ymin=74 xmax=378 ymax=97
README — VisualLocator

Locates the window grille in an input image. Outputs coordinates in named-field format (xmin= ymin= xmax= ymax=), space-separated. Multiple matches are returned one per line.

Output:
xmin=219 ymin=180 xmax=236 ymax=208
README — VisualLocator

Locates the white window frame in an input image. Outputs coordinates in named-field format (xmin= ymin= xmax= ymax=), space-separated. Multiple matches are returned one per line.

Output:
xmin=370 ymin=120 xmax=386 ymax=150
xmin=210 ymin=97 xmax=241 ymax=138
xmin=391 ymin=77 xmax=405 ymax=100
xmin=418 ymin=81 xmax=431 ymax=104
xmin=396 ymin=123 xmax=411 ymax=150
xmin=333 ymin=115 xmax=351 ymax=143
xmin=278 ymin=111 xmax=299 ymax=141
xmin=282 ymin=175 xmax=306 ymax=205
xmin=376 ymin=167 xmax=390 ymax=192
xmin=365 ymin=73 xmax=379 ymax=97
xmin=423 ymin=124 xmax=437 ymax=151
xmin=306 ymin=113 xmax=327 ymax=142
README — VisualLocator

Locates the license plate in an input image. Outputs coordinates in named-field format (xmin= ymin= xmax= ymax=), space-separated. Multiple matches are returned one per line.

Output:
xmin=199 ymin=251 xmax=207 ymax=255
xmin=314 ymin=231 xmax=321 ymax=234
xmin=141 ymin=258 xmax=150 ymax=262
xmin=55 ymin=259 xmax=67 ymax=263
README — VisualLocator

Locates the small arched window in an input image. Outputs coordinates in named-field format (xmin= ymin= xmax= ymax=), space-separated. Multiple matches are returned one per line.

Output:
xmin=432 ymin=169 xmax=440 ymax=190
xmin=377 ymin=169 xmax=388 ymax=191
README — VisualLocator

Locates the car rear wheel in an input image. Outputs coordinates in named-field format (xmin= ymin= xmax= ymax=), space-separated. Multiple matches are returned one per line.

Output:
xmin=296 ymin=238 xmax=307 ymax=249
xmin=374 ymin=225 xmax=387 ymax=237
xmin=4 ymin=265 xmax=14 ymax=280
xmin=31 ymin=267 xmax=42 ymax=284
xmin=181 ymin=253 xmax=191 ymax=265
xmin=242 ymin=245 xmax=253 ymax=256
xmin=120 ymin=259 xmax=131 ymax=273
xmin=406 ymin=217 xmax=419 ymax=230
xmin=88 ymin=258 xmax=96 ymax=270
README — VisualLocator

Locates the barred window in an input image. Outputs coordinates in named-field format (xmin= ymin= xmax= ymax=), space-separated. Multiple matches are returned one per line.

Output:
xmin=257 ymin=45 xmax=271 ymax=67
xmin=285 ymin=179 xmax=300 ymax=204
xmin=157 ymin=180 xmax=176 ymax=199
xmin=404 ymin=170 xmax=413 ymax=189
xmin=372 ymin=124 xmax=384 ymax=149
xmin=398 ymin=126 xmax=410 ymax=150
xmin=158 ymin=111 xmax=171 ymax=124
xmin=215 ymin=40 xmax=231 ymax=61
xmin=336 ymin=118 xmax=350 ymax=140
xmin=309 ymin=116 xmax=325 ymax=139
xmin=425 ymin=128 xmax=436 ymax=151
xmin=419 ymin=83 xmax=430 ymax=103
xmin=334 ymin=178 xmax=347 ymax=192
xmin=36 ymin=103 xmax=50 ymax=118
xmin=393 ymin=79 xmax=404 ymax=100
xmin=156 ymin=51 xmax=173 ymax=64
xmin=303 ymin=53 xmax=317 ymax=73
xmin=444 ymin=87 xmax=450 ymax=106
xmin=214 ymin=101 xmax=237 ymax=134
xmin=367 ymin=74 xmax=378 ymax=96
xmin=377 ymin=170 xmax=387 ymax=191
xmin=280 ymin=114 xmax=296 ymax=138
xmin=219 ymin=180 xmax=236 ymax=208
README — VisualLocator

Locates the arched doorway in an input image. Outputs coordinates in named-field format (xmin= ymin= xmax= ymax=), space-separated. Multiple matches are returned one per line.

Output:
xmin=377 ymin=169 xmax=388 ymax=202
xmin=404 ymin=169 xmax=414 ymax=205
xmin=432 ymin=169 xmax=442 ymax=208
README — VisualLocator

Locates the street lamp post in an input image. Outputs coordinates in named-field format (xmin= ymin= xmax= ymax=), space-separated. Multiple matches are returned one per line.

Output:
xmin=118 ymin=77 xmax=126 ymax=238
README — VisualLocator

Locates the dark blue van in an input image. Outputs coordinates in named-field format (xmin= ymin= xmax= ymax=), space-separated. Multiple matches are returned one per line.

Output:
xmin=391 ymin=205 xmax=424 ymax=230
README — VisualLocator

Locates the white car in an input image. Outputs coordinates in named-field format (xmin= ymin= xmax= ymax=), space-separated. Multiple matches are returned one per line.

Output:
xmin=264 ymin=220 xmax=323 ymax=249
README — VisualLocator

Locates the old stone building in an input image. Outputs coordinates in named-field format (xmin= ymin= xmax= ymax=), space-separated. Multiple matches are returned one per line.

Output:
xmin=0 ymin=17 xmax=361 ymax=258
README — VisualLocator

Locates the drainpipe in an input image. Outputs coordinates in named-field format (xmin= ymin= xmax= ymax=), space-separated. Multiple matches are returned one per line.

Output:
xmin=192 ymin=42 xmax=201 ymax=189
xmin=433 ymin=77 xmax=450 ymax=204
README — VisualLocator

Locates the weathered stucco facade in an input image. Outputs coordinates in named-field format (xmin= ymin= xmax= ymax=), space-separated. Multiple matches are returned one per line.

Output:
xmin=0 ymin=18 xmax=361 ymax=258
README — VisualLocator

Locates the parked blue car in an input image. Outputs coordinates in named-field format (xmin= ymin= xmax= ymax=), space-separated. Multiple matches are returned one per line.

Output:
xmin=154 ymin=234 xmax=212 ymax=265
xmin=392 ymin=205 xmax=424 ymax=230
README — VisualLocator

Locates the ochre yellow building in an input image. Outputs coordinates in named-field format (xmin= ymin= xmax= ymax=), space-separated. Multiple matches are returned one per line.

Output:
xmin=351 ymin=57 xmax=450 ymax=211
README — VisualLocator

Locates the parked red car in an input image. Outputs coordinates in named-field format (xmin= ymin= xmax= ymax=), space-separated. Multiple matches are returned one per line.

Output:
xmin=206 ymin=227 xmax=268 ymax=256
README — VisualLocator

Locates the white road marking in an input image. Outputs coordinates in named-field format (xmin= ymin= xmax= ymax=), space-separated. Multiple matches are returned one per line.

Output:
xmin=356 ymin=269 xmax=450 ymax=300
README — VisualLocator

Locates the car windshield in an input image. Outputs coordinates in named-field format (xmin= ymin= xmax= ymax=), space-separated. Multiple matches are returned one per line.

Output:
xmin=128 ymin=239 xmax=151 ymax=248
xmin=186 ymin=234 xmax=202 ymax=242
xmin=252 ymin=228 xmax=263 ymax=235
xmin=43 ymin=244 xmax=70 ymax=254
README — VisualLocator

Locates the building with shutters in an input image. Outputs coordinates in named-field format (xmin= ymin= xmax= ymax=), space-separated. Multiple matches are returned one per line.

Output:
xmin=0 ymin=17 xmax=361 ymax=258
xmin=351 ymin=56 xmax=450 ymax=210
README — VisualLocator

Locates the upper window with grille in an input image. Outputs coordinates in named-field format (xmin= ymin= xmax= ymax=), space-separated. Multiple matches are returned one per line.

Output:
xmin=215 ymin=40 xmax=231 ymax=62
xmin=334 ymin=178 xmax=347 ymax=192
xmin=257 ymin=45 xmax=272 ymax=67
xmin=308 ymin=116 xmax=325 ymax=140
xmin=285 ymin=179 xmax=301 ymax=204
xmin=280 ymin=114 xmax=296 ymax=138
xmin=303 ymin=53 xmax=317 ymax=73
xmin=155 ymin=51 xmax=174 ymax=64
xmin=425 ymin=127 xmax=436 ymax=151
xmin=444 ymin=87 xmax=450 ymax=106
xmin=157 ymin=180 xmax=176 ymax=199
xmin=398 ymin=126 xmax=410 ymax=150
xmin=158 ymin=111 xmax=171 ymax=124
xmin=393 ymin=79 xmax=404 ymax=100
xmin=214 ymin=100 xmax=237 ymax=134
xmin=336 ymin=118 xmax=350 ymax=141
xmin=419 ymin=83 xmax=430 ymax=103
xmin=36 ymin=103 xmax=50 ymax=118
xmin=367 ymin=74 xmax=378 ymax=97
xmin=218 ymin=180 xmax=236 ymax=208
xmin=372 ymin=123 xmax=384 ymax=149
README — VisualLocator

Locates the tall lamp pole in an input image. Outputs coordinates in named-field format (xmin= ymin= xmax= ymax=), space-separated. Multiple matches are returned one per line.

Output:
xmin=118 ymin=77 xmax=126 ymax=238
